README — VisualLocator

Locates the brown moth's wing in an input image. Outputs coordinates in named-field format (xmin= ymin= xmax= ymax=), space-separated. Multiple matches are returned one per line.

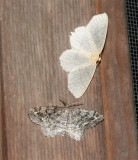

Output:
xmin=34 ymin=108 xmax=104 ymax=140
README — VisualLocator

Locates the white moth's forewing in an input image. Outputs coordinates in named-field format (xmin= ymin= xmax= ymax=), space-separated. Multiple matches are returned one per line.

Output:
xmin=86 ymin=13 xmax=108 ymax=53
xmin=68 ymin=63 xmax=96 ymax=98
xmin=59 ymin=13 xmax=108 ymax=98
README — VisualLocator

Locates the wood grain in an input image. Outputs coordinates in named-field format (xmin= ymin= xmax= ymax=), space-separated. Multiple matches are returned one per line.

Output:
xmin=0 ymin=0 xmax=106 ymax=160
xmin=0 ymin=0 xmax=137 ymax=160
xmin=95 ymin=0 xmax=138 ymax=160
xmin=0 ymin=20 xmax=8 ymax=160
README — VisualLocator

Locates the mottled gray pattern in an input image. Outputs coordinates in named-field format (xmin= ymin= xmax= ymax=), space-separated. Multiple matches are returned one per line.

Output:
xmin=28 ymin=101 xmax=104 ymax=140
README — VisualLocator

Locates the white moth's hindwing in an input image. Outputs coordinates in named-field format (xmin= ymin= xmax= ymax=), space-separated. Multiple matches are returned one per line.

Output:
xmin=59 ymin=13 xmax=108 ymax=98
xmin=68 ymin=62 xmax=96 ymax=98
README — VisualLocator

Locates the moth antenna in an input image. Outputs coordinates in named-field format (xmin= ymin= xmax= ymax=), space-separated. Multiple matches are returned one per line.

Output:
xmin=59 ymin=98 xmax=67 ymax=106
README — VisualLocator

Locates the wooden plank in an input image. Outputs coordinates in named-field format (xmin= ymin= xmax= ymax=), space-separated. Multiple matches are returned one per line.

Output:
xmin=0 ymin=20 xmax=8 ymax=160
xmin=95 ymin=0 xmax=138 ymax=160
xmin=1 ymin=0 xmax=107 ymax=160
xmin=0 ymin=20 xmax=2 ymax=160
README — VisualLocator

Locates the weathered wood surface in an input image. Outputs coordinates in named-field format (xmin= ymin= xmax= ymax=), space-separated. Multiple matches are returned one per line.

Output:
xmin=0 ymin=0 xmax=137 ymax=160
xmin=95 ymin=0 xmax=138 ymax=160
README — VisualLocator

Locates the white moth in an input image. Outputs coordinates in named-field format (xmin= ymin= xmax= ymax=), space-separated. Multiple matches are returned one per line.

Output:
xmin=59 ymin=13 xmax=108 ymax=98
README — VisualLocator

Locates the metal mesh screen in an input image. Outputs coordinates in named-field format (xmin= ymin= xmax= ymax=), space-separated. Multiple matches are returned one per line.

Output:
xmin=125 ymin=0 xmax=138 ymax=133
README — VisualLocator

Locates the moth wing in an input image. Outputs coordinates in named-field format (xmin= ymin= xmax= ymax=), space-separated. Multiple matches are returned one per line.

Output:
xmin=86 ymin=13 xmax=108 ymax=53
xmin=41 ymin=124 xmax=56 ymax=137
xmin=28 ymin=109 xmax=43 ymax=125
xmin=68 ymin=62 xmax=96 ymax=98
xmin=59 ymin=49 xmax=91 ymax=72
xmin=70 ymin=27 xmax=98 ymax=55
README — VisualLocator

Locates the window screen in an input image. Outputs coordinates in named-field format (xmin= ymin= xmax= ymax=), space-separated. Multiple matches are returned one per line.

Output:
xmin=125 ymin=0 xmax=138 ymax=133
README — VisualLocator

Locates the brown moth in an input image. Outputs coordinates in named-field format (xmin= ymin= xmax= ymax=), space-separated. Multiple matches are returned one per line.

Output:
xmin=28 ymin=99 xmax=104 ymax=141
